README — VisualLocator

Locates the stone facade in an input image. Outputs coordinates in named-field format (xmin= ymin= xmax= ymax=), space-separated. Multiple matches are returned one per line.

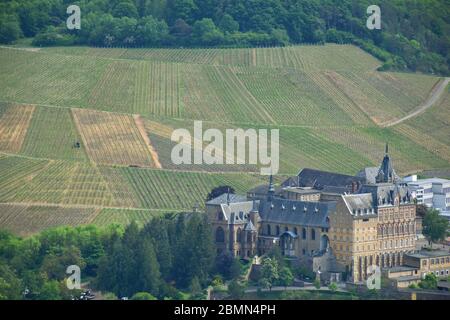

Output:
xmin=208 ymin=146 xmax=419 ymax=284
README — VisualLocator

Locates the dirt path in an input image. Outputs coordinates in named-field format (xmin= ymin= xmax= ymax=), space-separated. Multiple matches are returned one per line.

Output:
xmin=133 ymin=114 xmax=162 ymax=169
xmin=380 ymin=77 xmax=449 ymax=127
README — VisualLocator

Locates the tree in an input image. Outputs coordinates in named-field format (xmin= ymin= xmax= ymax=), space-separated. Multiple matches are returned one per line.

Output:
xmin=143 ymin=218 xmax=172 ymax=280
xmin=40 ymin=246 xmax=86 ymax=281
xmin=39 ymin=280 xmax=61 ymax=300
xmin=0 ymin=15 xmax=22 ymax=44
xmin=207 ymin=186 xmax=235 ymax=201
xmin=173 ymin=213 xmax=215 ymax=288
xmin=170 ymin=18 xmax=192 ymax=37
xmin=229 ymin=258 xmax=242 ymax=280
xmin=228 ymin=279 xmax=245 ymax=299
xmin=136 ymin=239 xmax=161 ymax=296
xmin=192 ymin=18 xmax=224 ymax=45
xmin=113 ymin=1 xmax=139 ymax=18
xmin=423 ymin=209 xmax=448 ymax=247
xmin=131 ymin=292 xmax=157 ymax=300
xmin=0 ymin=265 xmax=22 ymax=300
xmin=259 ymin=257 xmax=279 ymax=291
xmin=313 ymin=278 xmax=321 ymax=289
xmin=219 ymin=14 xmax=239 ymax=34
xmin=167 ymin=0 xmax=197 ymax=24
xmin=215 ymin=251 xmax=234 ymax=279
xmin=328 ymin=282 xmax=338 ymax=292
xmin=278 ymin=267 xmax=294 ymax=289
xmin=136 ymin=15 xmax=169 ymax=45
xmin=419 ymin=273 xmax=438 ymax=289
xmin=189 ymin=276 xmax=202 ymax=299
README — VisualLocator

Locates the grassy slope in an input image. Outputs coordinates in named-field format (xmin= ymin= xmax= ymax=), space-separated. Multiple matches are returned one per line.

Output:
xmin=0 ymin=44 xmax=449 ymax=231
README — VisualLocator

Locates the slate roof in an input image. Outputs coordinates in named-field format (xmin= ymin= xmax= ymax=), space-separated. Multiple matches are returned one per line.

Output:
xmin=360 ymin=183 xmax=411 ymax=207
xmin=296 ymin=168 xmax=365 ymax=190
xmin=206 ymin=193 xmax=247 ymax=205
xmin=356 ymin=167 xmax=379 ymax=184
xmin=406 ymin=250 xmax=450 ymax=259
xmin=342 ymin=193 xmax=377 ymax=217
xmin=247 ymin=184 xmax=282 ymax=196
xmin=220 ymin=201 xmax=256 ymax=223
xmin=259 ymin=197 xmax=335 ymax=228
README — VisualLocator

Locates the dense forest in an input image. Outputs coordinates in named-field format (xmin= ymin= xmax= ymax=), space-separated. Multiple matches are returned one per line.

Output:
xmin=0 ymin=0 xmax=448 ymax=75
xmin=0 ymin=213 xmax=236 ymax=300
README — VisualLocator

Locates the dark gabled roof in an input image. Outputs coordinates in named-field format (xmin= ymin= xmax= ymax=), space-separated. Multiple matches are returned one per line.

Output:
xmin=360 ymin=183 xmax=412 ymax=207
xmin=281 ymin=176 xmax=299 ymax=188
xmin=342 ymin=193 xmax=377 ymax=218
xmin=356 ymin=167 xmax=379 ymax=184
xmin=206 ymin=193 xmax=247 ymax=205
xmin=296 ymin=168 xmax=365 ymax=189
xmin=259 ymin=197 xmax=335 ymax=228
xmin=247 ymin=184 xmax=282 ymax=195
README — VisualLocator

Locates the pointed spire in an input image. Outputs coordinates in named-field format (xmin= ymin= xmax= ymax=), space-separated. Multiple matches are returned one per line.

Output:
xmin=268 ymin=174 xmax=275 ymax=201
xmin=268 ymin=174 xmax=274 ymax=193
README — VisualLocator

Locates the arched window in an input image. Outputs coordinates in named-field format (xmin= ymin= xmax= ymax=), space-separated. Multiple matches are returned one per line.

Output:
xmin=302 ymin=228 xmax=306 ymax=240
xmin=215 ymin=227 xmax=225 ymax=243
xmin=247 ymin=232 xmax=252 ymax=243
xmin=267 ymin=225 xmax=271 ymax=236
xmin=276 ymin=225 xmax=280 ymax=236
xmin=311 ymin=229 xmax=316 ymax=240
xmin=237 ymin=228 xmax=242 ymax=243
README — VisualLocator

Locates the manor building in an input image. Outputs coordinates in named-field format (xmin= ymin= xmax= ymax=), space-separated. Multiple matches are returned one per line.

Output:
xmin=207 ymin=145 xmax=418 ymax=283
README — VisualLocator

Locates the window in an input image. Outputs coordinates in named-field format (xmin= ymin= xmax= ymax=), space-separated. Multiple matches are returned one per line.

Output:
xmin=215 ymin=227 xmax=225 ymax=243
xmin=217 ymin=212 xmax=223 ymax=221
xmin=237 ymin=228 xmax=242 ymax=243
xmin=311 ymin=229 xmax=316 ymax=240
xmin=267 ymin=225 xmax=271 ymax=236
xmin=294 ymin=227 xmax=298 ymax=235
xmin=276 ymin=225 xmax=280 ymax=236
xmin=302 ymin=228 xmax=306 ymax=240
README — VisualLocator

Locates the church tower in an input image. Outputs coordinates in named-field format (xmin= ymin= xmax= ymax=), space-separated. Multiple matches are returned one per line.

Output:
xmin=376 ymin=143 xmax=397 ymax=183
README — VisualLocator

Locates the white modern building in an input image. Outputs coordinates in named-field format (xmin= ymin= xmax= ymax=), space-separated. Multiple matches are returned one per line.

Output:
xmin=404 ymin=175 xmax=450 ymax=214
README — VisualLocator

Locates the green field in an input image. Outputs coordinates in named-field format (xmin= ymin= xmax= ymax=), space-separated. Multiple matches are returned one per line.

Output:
xmin=0 ymin=46 xmax=442 ymax=125
xmin=0 ymin=154 xmax=269 ymax=209
xmin=21 ymin=105 xmax=88 ymax=161
xmin=0 ymin=44 xmax=449 ymax=232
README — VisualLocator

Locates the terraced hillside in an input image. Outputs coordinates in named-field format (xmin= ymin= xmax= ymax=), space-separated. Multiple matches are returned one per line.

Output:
xmin=0 ymin=44 xmax=449 ymax=234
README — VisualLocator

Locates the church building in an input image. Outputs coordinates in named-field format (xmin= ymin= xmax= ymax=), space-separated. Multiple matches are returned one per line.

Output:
xmin=207 ymin=145 xmax=418 ymax=284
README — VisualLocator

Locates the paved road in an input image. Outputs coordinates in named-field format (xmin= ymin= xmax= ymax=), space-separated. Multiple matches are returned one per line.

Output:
xmin=381 ymin=77 xmax=450 ymax=127
xmin=245 ymin=285 xmax=347 ymax=293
